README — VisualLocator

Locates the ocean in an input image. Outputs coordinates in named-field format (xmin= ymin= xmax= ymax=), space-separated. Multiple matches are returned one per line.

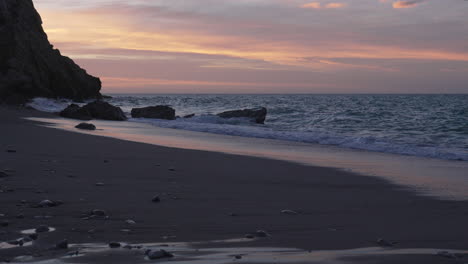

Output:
xmin=29 ymin=94 xmax=468 ymax=162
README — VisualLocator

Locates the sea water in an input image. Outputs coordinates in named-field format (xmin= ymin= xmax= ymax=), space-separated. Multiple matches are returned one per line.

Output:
xmin=29 ymin=94 xmax=468 ymax=161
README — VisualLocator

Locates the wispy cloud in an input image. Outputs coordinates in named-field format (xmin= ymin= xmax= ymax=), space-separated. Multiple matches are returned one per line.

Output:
xmin=302 ymin=2 xmax=346 ymax=9
xmin=392 ymin=0 xmax=427 ymax=9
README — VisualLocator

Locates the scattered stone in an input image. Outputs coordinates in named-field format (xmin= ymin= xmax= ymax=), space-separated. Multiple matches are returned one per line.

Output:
xmin=168 ymin=168 xmax=176 ymax=172
xmin=67 ymin=251 xmax=80 ymax=257
xmin=120 ymin=229 xmax=131 ymax=234
xmin=234 ymin=255 xmax=242 ymax=259
xmin=33 ymin=215 xmax=53 ymax=220
xmin=436 ymin=251 xmax=459 ymax=259
xmin=281 ymin=210 xmax=299 ymax=215
xmin=183 ymin=114 xmax=195 ymax=118
xmin=103 ymin=160 xmax=109 ymax=163
xmin=229 ymin=213 xmax=238 ymax=217
xmin=245 ymin=234 xmax=255 ymax=239
xmin=8 ymin=239 xmax=23 ymax=246
xmin=146 ymin=249 xmax=174 ymax=260
xmin=255 ymin=230 xmax=269 ymax=237
xmin=376 ymin=238 xmax=396 ymax=247
xmin=152 ymin=196 xmax=161 ymax=203
xmin=0 ymin=171 xmax=10 ymax=178
xmin=125 ymin=219 xmax=136 ymax=225
xmin=37 ymin=200 xmax=62 ymax=208
xmin=95 ymin=182 xmax=105 ymax=187
xmin=109 ymin=242 xmax=121 ymax=248
xmin=131 ymin=105 xmax=176 ymax=120
xmin=35 ymin=225 xmax=50 ymax=233
xmin=6 ymin=149 xmax=17 ymax=153
xmin=1 ymin=220 xmax=9 ymax=227
xmin=55 ymin=239 xmax=69 ymax=249
xmin=75 ymin=123 xmax=96 ymax=130
xmin=28 ymin=234 xmax=38 ymax=240
xmin=217 ymin=107 xmax=267 ymax=124
xmin=91 ymin=209 xmax=107 ymax=217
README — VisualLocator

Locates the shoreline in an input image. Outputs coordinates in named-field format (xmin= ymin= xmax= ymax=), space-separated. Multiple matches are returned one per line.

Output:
xmin=1 ymin=106 xmax=468 ymax=263
xmin=27 ymin=112 xmax=468 ymax=201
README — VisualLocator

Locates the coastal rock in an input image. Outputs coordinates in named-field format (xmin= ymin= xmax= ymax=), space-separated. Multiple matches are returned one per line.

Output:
xmin=80 ymin=101 xmax=127 ymax=121
xmin=376 ymin=238 xmax=396 ymax=247
xmin=0 ymin=171 xmax=9 ymax=178
xmin=183 ymin=114 xmax=195 ymax=118
xmin=75 ymin=123 xmax=96 ymax=130
xmin=131 ymin=105 xmax=176 ymax=120
xmin=255 ymin=230 xmax=270 ymax=237
xmin=0 ymin=0 xmax=101 ymax=103
xmin=60 ymin=104 xmax=91 ymax=120
xmin=217 ymin=107 xmax=267 ymax=124
xmin=152 ymin=195 xmax=161 ymax=203
xmin=146 ymin=249 xmax=174 ymax=260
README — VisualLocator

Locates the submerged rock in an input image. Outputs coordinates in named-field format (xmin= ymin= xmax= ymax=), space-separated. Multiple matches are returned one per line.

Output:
xmin=217 ymin=107 xmax=267 ymax=124
xmin=131 ymin=105 xmax=176 ymax=120
xmin=0 ymin=0 xmax=101 ymax=103
xmin=75 ymin=123 xmax=96 ymax=130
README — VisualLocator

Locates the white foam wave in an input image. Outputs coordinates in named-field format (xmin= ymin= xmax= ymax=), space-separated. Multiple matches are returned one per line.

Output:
xmin=131 ymin=116 xmax=468 ymax=161
xmin=27 ymin=98 xmax=72 ymax=113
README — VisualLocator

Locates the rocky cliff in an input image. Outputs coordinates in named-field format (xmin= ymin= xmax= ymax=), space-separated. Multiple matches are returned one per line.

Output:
xmin=0 ymin=0 xmax=101 ymax=104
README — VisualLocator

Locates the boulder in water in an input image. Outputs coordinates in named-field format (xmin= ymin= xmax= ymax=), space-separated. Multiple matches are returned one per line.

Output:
xmin=131 ymin=105 xmax=176 ymax=120
xmin=81 ymin=101 xmax=127 ymax=121
xmin=60 ymin=104 xmax=92 ymax=120
xmin=217 ymin=107 xmax=267 ymax=124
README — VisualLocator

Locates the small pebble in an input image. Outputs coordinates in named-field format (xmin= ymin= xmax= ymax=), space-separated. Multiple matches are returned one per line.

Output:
xmin=152 ymin=196 xmax=161 ymax=203
xmin=125 ymin=219 xmax=136 ymax=225
xmin=95 ymin=182 xmax=105 ymax=187
xmin=146 ymin=249 xmax=174 ymax=260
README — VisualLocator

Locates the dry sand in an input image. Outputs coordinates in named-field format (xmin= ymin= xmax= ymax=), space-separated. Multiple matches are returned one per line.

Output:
xmin=0 ymin=106 xmax=467 ymax=263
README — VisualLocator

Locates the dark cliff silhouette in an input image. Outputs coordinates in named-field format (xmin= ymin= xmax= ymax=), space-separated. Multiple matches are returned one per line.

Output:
xmin=0 ymin=0 xmax=101 ymax=104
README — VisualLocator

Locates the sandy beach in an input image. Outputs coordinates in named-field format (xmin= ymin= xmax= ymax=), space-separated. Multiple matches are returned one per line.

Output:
xmin=0 ymin=106 xmax=467 ymax=263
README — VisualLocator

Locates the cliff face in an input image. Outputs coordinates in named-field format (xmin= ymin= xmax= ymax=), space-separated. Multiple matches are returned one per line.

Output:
xmin=0 ymin=0 xmax=101 ymax=103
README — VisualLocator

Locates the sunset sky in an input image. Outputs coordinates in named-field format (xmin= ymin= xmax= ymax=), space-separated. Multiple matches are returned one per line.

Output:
xmin=35 ymin=0 xmax=468 ymax=93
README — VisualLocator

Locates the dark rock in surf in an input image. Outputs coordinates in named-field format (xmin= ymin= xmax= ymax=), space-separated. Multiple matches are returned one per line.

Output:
xmin=0 ymin=171 xmax=9 ymax=178
xmin=80 ymin=101 xmax=127 ymax=121
xmin=255 ymin=230 xmax=269 ymax=237
xmin=146 ymin=249 xmax=174 ymax=260
xmin=376 ymin=238 xmax=397 ymax=247
xmin=75 ymin=123 xmax=96 ymax=130
xmin=60 ymin=104 xmax=92 ymax=120
xmin=109 ymin=242 xmax=121 ymax=248
xmin=131 ymin=105 xmax=176 ymax=120
xmin=183 ymin=114 xmax=195 ymax=118
xmin=1 ymin=220 xmax=9 ymax=227
xmin=217 ymin=107 xmax=267 ymax=124
xmin=0 ymin=0 xmax=102 ymax=103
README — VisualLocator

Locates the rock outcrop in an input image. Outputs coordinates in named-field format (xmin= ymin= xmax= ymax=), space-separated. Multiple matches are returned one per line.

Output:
xmin=0 ymin=0 xmax=101 ymax=104
xmin=217 ymin=107 xmax=267 ymax=124
xmin=60 ymin=101 xmax=127 ymax=121
xmin=131 ymin=105 xmax=176 ymax=120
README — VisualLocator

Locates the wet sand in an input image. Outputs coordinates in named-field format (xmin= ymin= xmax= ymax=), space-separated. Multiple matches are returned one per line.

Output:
xmin=1 ymin=106 xmax=467 ymax=263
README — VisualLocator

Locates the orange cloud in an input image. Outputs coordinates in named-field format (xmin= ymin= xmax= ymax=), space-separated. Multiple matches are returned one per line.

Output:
xmin=393 ymin=0 xmax=425 ymax=8
xmin=302 ymin=2 xmax=346 ymax=9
